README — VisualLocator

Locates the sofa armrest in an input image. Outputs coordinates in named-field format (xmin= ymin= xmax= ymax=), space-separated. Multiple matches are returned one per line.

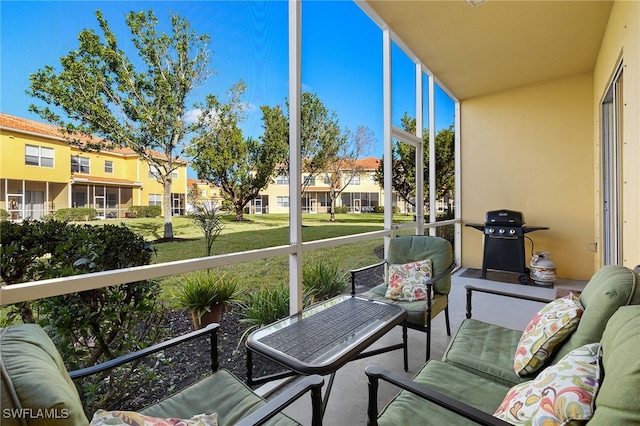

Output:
xmin=69 ymin=323 xmax=219 ymax=379
xmin=236 ymin=374 xmax=325 ymax=426
xmin=465 ymin=285 xmax=553 ymax=319
xmin=365 ymin=365 xmax=511 ymax=426
xmin=350 ymin=260 xmax=387 ymax=294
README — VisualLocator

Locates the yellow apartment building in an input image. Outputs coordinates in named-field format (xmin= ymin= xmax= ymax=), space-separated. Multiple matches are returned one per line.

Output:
xmin=0 ymin=113 xmax=188 ymax=220
xmin=186 ymin=178 xmax=225 ymax=213
xmin=253 ymin=157 xmax=414 ymax=215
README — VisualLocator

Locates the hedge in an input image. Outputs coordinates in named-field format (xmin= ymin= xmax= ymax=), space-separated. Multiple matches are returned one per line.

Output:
xmin=127 ymin=205 xmax=161 ymax=218
xmin=55 ymin=207 xmax=97 ymax=221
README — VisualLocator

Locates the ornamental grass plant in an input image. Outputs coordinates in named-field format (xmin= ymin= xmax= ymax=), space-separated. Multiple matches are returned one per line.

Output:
xmin=302 ymin=261 xmax=349 ymax=304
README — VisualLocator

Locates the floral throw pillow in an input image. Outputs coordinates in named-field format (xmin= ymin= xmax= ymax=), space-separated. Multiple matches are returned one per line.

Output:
xmin=90 ymin=410 xmax=218 ymax=426
xmin=514 ymin=292 xmax=583 ymax=376
xmin=385 ymin=259 xmax=433 ymax=302
xmin=495 ymin=343 xmax=602 ymax=425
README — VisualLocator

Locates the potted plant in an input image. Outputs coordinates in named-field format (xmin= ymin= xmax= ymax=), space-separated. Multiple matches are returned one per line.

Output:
xmin=175 ymin=270 xmax=238 ymax=330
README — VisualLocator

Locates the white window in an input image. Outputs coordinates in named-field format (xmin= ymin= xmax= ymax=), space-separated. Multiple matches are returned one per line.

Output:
xmin=25 ymin=145 xmax=54 ymax=167
xmin=369 ymin=174 xmax=376 ymax=183
xmin=601 ymin=61 xmax=624 ymax=264
xmin=276 ymin=175 xmax=289 ymax=185
xmin=149 ymin=165 xmax=161 ymax=179
xmin=277 ymin=196 xmax=289 ymax=207
xmin=303 ymin=176 xmax=316 ymax=186
xmin=149 ymin=194 xmax=162 ymax=207
xmin=105 ymin=160 xmax=114 ymax=173
xmin=172 ymin=170 xmax=179 ymax=179
xmin=71 ymin=156 xmax=90 ymax=173
xmin=350 ymin=174 xmax=361 ymax=185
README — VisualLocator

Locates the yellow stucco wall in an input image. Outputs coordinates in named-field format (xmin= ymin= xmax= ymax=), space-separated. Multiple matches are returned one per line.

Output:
xmin=461 ymin=74 xmax=595 ymax=280
xmin=593 ymin=1 xmax=640 ymax=269
xmin=70 ymin=149 xmax=127 ymax=179
xmin=1 ymin=129 xmax=71 ymax=182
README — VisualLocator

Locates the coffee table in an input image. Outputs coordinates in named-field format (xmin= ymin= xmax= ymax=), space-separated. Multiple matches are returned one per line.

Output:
xmin=245 ymin=295 xmax=407 ymax=416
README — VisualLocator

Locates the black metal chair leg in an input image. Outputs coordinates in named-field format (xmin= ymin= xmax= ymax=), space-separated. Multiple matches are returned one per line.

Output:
xmin=402 ymin=321 xmax=408 ymax=371
xmin=445 ymin=305 xmax=451 ymax=336
xmin=246 ymin=347 xmax=253 ymax=386
xmin=426 ymin=319 xmax=431 ymax=361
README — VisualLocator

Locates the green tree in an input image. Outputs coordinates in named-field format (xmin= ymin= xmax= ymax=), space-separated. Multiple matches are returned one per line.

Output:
xmin=261 ymin=92 xmax=346 ymax=195
xmin=28 ymin=10 xmax=215 ymax=239
xmin=375 ymin=114 xmax=455 ymax=212
xmin=189 ymin=82 xmax=280 ymax=221
xmin=187 ymin=182 xmax=202 ymax=208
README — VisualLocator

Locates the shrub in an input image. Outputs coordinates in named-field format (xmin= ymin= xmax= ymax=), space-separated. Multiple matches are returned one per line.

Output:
xmin=238 ymin=282 xmax=290 ymax=348
xmin=0 ymin=220 xmax=163 ymax=415
xmin=302 ymin=261 xmax=348 ymax=304
xmin=334 ymin=206 xmax=349 ymax=214
xmin=238 ymin=262 xmax=348 ymax=347
xmin=0 ymin=208 xmax=8 ymax=221
xmin=127 ymin=205 xmax=161 ymax=218
xmin=55 ymin=207 xmax=97 ymax=221
xmin=373 ymin=206 xmax=384 ymax=213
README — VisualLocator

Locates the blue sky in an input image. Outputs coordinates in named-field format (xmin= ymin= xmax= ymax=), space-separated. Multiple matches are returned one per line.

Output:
xmin=1 ymin=1 xmax=455 ymax=168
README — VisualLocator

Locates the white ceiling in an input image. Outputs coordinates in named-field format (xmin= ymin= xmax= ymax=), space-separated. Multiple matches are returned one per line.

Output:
xmin=361 ymin=0 xmax=614 ymax=100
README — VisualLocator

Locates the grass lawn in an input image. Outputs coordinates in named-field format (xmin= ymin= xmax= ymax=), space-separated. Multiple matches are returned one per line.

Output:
xmin=117 ymin=213 xmax=415 ymax=305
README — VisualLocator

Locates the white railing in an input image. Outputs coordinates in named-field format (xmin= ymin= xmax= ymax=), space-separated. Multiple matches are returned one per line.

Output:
xmin=0 ymin=220 xmax=460 ymax=306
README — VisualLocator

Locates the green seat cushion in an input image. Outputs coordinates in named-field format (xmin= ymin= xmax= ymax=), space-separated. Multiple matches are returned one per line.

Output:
xmin=360 ymin=284 xmax=448 ymax=327
xmin=551 ymin=264 xmax=638 ymax=362
xmin=140 ymin=369 xmax=299 ymax=426
xmin=0 ymin=324 xmax=88 ymax=426
xmin=376 ymin=360 xmax=509 ymax=426
xmin=590 ymin=305 xmax=640 ymax=425
xmin=442 ymin=319 xmax=529 ymax=386
xmin=444 ymin=265 xmax=638 ymax=385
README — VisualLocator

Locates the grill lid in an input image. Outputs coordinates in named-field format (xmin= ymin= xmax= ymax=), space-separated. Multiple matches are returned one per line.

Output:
xmin=485 ymin=209 xmax=524 ymax=226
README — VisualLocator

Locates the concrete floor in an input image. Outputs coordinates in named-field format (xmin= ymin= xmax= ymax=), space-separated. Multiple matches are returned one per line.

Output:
xmin=258 ymin=268 xmax=587 ymax=426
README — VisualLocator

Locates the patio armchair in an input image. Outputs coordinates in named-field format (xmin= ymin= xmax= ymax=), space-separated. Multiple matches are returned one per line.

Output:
xmin=350 ymin=235 xmax=455 ymax=360
xmin=1 ymin=322 xmax=324 ymax=426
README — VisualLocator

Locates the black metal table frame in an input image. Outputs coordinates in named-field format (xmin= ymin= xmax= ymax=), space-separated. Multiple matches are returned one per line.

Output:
xmin=245 ymin=295 xmax=408 ymax=417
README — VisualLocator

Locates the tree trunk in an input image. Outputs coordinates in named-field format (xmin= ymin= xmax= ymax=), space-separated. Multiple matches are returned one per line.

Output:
xmin=329 ymin=187 xmax=336 ymax=222
xmin=234 ymin=202 xmax=244 ymax=221
xmin=163 ymin=178 xmax=174 ymax=239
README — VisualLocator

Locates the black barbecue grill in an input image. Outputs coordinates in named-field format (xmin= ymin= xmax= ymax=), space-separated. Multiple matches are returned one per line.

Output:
xmin=466 ymin=210 xmax=548 ymax=284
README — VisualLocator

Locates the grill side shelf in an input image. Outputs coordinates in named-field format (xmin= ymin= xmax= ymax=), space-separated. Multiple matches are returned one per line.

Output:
xmin=465 ymin=223 xmax=486 ymax=231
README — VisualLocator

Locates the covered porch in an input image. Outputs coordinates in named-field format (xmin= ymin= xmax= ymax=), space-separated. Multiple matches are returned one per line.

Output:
xmin=265 ymin=269 xmax=588 ymax=425
xmin=1 ymin=0 xmax=638 ymax=424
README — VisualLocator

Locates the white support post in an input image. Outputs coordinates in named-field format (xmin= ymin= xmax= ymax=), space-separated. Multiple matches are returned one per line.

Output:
xmin=415 ymin=63 xmax=424 ymax=235
xmin=428 ymin=75 xmax=436 ymax=236
xmin=454 ymin=101 xmax=462 ymax=266
xmin=288 ymin=0 xmax=303 ymax=314
xmin=383 ymin=28 xmax=393 ymax=254
xmin=22 ymin=180 xmax=26 ymax=219
xmin=45 ymin=181 xmax=50 ymax=216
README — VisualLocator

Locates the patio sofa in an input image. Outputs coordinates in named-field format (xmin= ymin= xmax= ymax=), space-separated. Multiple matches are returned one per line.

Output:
xmin=0 ymin=322 xmax=324 ymax=426
xmin=366 ymin=264 xmax=640 ymax=425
